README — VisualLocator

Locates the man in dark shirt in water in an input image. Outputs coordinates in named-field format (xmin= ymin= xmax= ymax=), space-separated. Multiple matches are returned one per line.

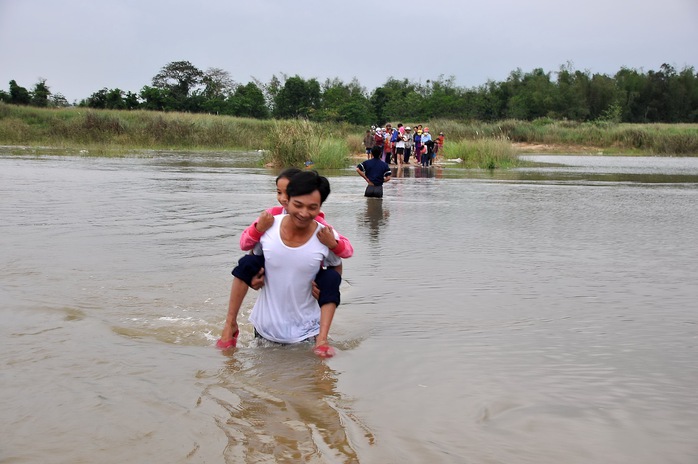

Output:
xmin=356 ymin=145 xmax=392 ymax=198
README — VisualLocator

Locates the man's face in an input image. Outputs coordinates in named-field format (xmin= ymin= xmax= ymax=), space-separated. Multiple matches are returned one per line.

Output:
xmin=286 ymin=190 xmax=322 ymax=229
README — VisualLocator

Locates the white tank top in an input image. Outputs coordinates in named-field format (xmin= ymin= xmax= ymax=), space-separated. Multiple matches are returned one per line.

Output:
xmin=249 ymin=215 xmax=337 ymax=343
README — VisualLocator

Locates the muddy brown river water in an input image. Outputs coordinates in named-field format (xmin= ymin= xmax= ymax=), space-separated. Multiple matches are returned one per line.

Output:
xmin=2 ymin=152 xmax=697 ymax=463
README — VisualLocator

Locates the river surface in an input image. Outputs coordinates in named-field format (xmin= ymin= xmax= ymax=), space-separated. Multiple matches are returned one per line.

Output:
xmin=2 ymin=152 xmax=697 ymax=463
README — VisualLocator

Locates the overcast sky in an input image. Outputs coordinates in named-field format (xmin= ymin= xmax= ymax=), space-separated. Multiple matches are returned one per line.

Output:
xmin=2 ymin=0 xmax=697 ymax=103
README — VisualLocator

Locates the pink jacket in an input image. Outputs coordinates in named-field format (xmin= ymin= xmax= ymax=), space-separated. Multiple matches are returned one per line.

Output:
xmin=239 ymin=206 xmax=354 ymax=258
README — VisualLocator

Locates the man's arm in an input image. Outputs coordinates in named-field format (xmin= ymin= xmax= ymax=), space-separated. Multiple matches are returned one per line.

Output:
xmin=356 ymin=165 xmax=374 ymax=186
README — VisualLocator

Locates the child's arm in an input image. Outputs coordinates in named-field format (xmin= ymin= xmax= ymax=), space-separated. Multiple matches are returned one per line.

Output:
xmin=239 ymin=206 xmax=284 ymax=250
xmin=314 ymin=214 xmax=354 ymax=258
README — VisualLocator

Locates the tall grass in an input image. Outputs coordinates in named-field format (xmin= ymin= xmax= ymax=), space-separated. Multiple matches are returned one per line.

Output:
xmin=265 ymin=119 xmax=320 ymax=166
xmin=264 ymin=119 xmax=351 ymax=169
xmin=0 ymin=103 xmax=357 ymax=166
xmin=418 ymin=117 xmax=698 ymax=155
xmin=444 ymin=137 xmax=518 ymax=169
xmin=315 ymin=138 xmax=351 ymax=169
xmin=3 ymin=103 xmax=698 ymax=163
xmin=0 ymin=103 xmax=275 ymax=152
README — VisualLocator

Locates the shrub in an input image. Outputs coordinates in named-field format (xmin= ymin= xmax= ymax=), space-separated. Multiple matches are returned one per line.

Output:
xmin=313 ymin=138 xmax=350 ymax=169
xmin=265 ymin=119 xmax=322 ymax=167
xmin=345 ymin=133 xmax=364 ymax=154
xmin=445 ymin=137 xmax=517 ymax=168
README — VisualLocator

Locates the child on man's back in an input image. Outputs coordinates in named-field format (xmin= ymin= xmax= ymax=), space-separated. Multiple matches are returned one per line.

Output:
xmin=217 ymin=168 xmax=353 ymax=349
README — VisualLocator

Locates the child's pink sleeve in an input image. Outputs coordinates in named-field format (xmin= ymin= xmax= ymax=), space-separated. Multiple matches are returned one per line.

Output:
xmin=239 ymin=206 xmax=284 ymax=250
xmin=315 ymin=214 xmax=354 ymax=258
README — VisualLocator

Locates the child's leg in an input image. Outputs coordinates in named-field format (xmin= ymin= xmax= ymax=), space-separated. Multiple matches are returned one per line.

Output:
xmin=311 ymin=267 xmax=341 ymax=357
xmin=218 ymin=254 xmax=265 ymax=348
xmin=314 ymin=267 xmax=341 ymax=308
xmin=231 ymin=254 xmax=265 ymax=287
xmin=314 ymin=301 xmax=337 ymax=357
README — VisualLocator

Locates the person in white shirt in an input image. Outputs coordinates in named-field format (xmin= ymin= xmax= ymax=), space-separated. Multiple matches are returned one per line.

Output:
xmin=248 ymin=170 xmax=343 ymax=357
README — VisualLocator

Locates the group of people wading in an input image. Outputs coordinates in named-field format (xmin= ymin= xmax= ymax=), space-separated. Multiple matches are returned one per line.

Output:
xmin=363 ymin=123 xmax=445 ymax=168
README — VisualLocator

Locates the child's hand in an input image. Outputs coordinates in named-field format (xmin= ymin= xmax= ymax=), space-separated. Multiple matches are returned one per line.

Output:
xmin=316 ymin=226 xmax=338 ymax=249
xmin=255 ymin=211 xmax=274 ymax=233
xmin=250 ymin=268 xmax=265 ymax=290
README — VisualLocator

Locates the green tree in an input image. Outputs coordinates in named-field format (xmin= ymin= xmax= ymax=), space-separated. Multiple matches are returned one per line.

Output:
xmin=84 ymin=88 xmax=128 ymax=109
xmin=318 ymin=78 xmax=351 ymax=122
xmin=423 ymin=76 xmax=466 ymax=119
xmin=614 ymin=67 xmax=646 ymax=122
xmin=273 ymin=75 xmax=321 ymax=119
xmin=200 ymin=67 xmax=235 ymax=114
xmin=106 ymin=88 xmax=127 ymax=110
xmin=372 ymin=78 xmax=420 ymax=123
xmin=124 ymin=91 xmax=140 ymax=110
xmin=554 ymin=64 xmax=590 ymax=120
xmin=315 ymin=78 xmax=373 ymax=124
xmin=9 ymin=80 xmax=31 ymax=105
xmin=339 ymin=79 xmax=375 ymax=125
xmin=202 ymin=67 xmax=235 ymax=99
xmin=31 ymin=78 xmax=51 ymax=107
xmin=229 ymin=81 xmax=269 ymax=118
xmin=505 ymin=68 xmax=555 ymax=120
xmin=139 ymin=85 xmax=171 ymax=111
xmin=84 ymin=88 xmax=109 ymax=108
xmin=643 ymin=63 xmax=688 ymax=122
xmin=677 ymin=66 xmax=698 ymax=122
xmin=151 ymin=60 xmax=204 ymax=111
xmin=369 ymin=86 xmax=390 ymax=125
xmin=259 ymin=75 xmax=282 ymax=114
xmin=468 ymin=81 xmax=507 ymax=121
xmin=587 ymin=73 xmax=616 ymax=120
xmin=49 ymin=93 xmax=70 ymax=107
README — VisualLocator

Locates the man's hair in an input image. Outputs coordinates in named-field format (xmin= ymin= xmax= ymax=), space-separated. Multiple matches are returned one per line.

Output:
xmin=286 ymin=170 xmax=331 ymax=203
xmin=371 ymin=145 xmax=382 ymax=158
xmin=276 ymin=167 xmax=302 ymax=183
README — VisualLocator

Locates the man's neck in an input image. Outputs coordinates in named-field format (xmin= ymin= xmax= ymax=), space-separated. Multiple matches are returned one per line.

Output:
xmin=280 ymin=216 xmax=315 ymax=247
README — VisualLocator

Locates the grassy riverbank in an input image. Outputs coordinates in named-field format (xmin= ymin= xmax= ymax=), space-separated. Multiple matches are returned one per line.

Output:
xmin=2 ymin=103 xmax=697 ymax=169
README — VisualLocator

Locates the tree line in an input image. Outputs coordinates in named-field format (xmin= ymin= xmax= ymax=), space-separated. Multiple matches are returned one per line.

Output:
xmin=2 ymin=61 xmax=697 ymax=124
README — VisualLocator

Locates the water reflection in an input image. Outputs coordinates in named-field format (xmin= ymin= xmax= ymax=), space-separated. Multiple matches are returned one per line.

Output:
xmin=358 ymin=198 xmax=389 ymax=244
xmin=392 ymin=165 xmax=446 ymax=179
xmin=207 ymin=347 xmax=368 ymax=462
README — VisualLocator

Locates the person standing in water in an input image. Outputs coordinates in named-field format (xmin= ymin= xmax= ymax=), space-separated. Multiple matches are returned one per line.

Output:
xmin=217 ymin=169 xmax=352 ymax=354
xmin=357 ymin=145 xmax=392 ymax=198
xmin=248 ymin=171 xmax=345 ymax=357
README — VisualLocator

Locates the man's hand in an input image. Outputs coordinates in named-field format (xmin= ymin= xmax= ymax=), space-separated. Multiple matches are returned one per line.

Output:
xmin=250 ymin=268 xmax=265 ymax=290
xmin=311 ymin=280 xmax=320 ymax=300
xmin=255 ymin=211 xmax=274 ymax=234
xmin=316 ymin=226 xmax=338 ymax=249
